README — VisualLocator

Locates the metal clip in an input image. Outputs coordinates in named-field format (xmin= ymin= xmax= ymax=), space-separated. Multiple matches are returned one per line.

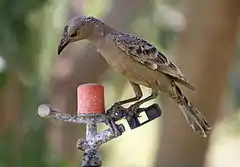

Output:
xmin=127 ymin=104 xmax=162 ymax=129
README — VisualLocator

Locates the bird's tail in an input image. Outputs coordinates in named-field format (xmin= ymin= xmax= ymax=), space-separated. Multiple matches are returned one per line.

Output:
xmin=172 ymin=83 xmax=211 ymax=137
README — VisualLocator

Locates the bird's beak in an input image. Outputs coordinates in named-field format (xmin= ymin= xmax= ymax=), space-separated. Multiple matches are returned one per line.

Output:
xmin=58 ymin=35 xmax=69 ymax=55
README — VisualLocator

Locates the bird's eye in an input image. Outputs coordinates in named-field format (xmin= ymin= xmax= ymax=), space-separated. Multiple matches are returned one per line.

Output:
xmin=70 ymin=31 xmax=78 ymax=37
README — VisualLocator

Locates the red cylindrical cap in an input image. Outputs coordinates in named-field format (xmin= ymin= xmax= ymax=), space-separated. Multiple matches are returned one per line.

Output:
xmin=77 ymin=83 xmax=105 ymax=114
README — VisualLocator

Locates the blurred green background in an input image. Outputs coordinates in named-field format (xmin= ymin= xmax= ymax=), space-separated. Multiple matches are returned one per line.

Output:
xmin=1 ymin=0 xmax=240 ymax=167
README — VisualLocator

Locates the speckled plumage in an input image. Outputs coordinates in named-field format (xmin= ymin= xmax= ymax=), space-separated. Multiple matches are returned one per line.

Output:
xmin=58 ymin=16 xmax=211 ymax=137
xmin=111 ymin=32 xmax=195 ymax=90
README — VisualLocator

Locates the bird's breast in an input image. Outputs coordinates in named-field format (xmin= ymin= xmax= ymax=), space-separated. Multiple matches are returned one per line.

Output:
xmin=97 ymin=41 xmax=141 ymax=73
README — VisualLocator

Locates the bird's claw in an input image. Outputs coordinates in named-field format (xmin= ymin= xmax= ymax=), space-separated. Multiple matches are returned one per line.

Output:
xmin=126 ymin=103 xmax=140 ymax=121
xmin=106 ymin=102 xmax=126 ymax=120
xmin=127 ymin=104 xmax=140 ymax=113
xmin=105 ymin=102 xmax=141 ymax=132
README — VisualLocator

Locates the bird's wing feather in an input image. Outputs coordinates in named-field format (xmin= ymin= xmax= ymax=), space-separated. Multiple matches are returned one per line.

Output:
xmin=113 ymin=33 xmax=195 ymax=90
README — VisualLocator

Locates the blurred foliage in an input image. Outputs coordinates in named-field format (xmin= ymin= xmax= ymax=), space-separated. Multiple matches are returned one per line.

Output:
xmin=82 ymin=0 xmax=112 ymax=17
xmin=0 ymin=0 xmax=68 ymax=167
xmin=230 ymin=38 xmax=240 ymax=109
xmin=0 ymin=0 xmax=44 ymax=74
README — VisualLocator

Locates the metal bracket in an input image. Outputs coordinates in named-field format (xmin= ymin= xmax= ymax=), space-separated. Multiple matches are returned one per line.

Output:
xmin=127 ymin=104 xmax=162 ymax=129
xmin=105 ymin=103 xmax=162 ymax=129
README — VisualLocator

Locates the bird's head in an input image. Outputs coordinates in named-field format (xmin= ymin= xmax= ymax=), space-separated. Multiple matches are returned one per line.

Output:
xmin=58 ymin=16 xmax=92 ymax=55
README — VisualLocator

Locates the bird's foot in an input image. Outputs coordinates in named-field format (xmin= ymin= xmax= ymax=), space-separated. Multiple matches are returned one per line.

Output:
xmin=106 ymin=102 xmax=126 ymax=120
xmin=126 ymin=103 xmax=141 ymax=121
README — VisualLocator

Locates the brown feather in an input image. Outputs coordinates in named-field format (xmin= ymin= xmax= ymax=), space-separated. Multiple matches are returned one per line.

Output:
xmin=113 ymin=33 xmax=195 ymax=90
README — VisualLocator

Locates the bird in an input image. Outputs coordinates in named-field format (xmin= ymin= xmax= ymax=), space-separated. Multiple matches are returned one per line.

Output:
xmin=58 ymin=16 xmax=211 ymax=137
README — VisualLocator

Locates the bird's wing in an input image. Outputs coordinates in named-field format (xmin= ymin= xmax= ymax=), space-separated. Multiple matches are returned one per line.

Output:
xmin=113 ymin=33 xmax=195 ymax=90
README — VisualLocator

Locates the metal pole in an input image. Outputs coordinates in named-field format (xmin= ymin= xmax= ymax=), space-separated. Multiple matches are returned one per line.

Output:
xmin=81 ymin=122 xmax=101 ymax=167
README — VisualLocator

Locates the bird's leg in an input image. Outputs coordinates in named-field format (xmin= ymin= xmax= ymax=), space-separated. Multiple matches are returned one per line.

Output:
xmin=127 ymin=89 xmax=159 ymax=116
xmin=106 ymin=82 xmax=142 ymax=120
xmin=114 ymin=82 xmax=143 ymax=106
xmin=105 ymin=82 xmax=142 ymax=135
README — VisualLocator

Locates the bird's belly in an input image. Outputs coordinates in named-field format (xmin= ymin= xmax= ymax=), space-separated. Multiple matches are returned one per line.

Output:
xmin=98 ymin=47 xmax=164 ymax=88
